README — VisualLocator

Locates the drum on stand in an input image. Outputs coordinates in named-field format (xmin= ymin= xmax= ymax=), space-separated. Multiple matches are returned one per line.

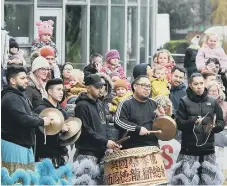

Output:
xmin=104 ymin=146 xmax=168 ymax=185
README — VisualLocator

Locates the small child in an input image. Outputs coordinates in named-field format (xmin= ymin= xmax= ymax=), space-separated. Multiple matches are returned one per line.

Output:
xmin=31 ymin=20 xmax=58 ymax=61
xmin=150 ymin=65 xmax=170 ymax=99
xmin=154 ymin=95 xmax=173 ymax=117
xmin=109 ymin=79 xmax=132 ymax=113
xmin=7 ymin=38 xmax=26 ymax=66
xmin=66 ymin=69 xmax=87 ymax=97
xmin=101 ymin=49 xmax=126 ymax=79
xmin=156 ymin=49 xmax=175 ymax=82
xmin=196 ymin=33 xmax=227 ymax=72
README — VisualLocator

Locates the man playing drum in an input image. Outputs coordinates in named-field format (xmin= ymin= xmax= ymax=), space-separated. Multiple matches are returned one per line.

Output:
xmin=115 ymin=75 xmax=165 ymax=149
xmin=171 ymin=73 xmax=225 ymax=185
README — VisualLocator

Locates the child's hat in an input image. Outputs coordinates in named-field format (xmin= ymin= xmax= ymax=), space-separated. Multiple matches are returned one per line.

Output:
xmin=36 ymin=20 xmax=54 ymax=37
xmin=105 ymin=49 xmax=120 ymax=62
xmin=114 ymin=79 xmax=128 ymax=91
xmin=9 ymin=38 xmax=19 ymax=50
xmin=40 ymin=46 xmax=55 ymax=58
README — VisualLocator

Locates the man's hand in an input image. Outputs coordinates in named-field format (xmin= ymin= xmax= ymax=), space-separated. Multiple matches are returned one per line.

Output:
xmin=43 ymin=117 xmax=52 ymax=126
xmin=106 ymin=140 xmax=120 ymax=149
xmin=139 ymin=127 xmax=149 ymax=136
xmin=62 ymin=123 xmax=70 ymax=132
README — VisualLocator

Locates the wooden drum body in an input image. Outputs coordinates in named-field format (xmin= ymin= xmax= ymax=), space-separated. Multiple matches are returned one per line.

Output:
xmin=104 ymin=146 xmax=168 ymax=185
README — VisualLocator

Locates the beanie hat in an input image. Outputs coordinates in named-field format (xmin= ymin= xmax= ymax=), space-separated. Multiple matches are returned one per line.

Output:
xmin=9 ymin=38 xmax=19 ymax=50
xmin=36 ymin=20 xmax=54 ymax=37
xmin=114 ymin=79 xmax=128 ymax=91
xmin=105 ymin=49 xmax=120 ymax=62
xmin=40 ymin=46 xmax=55 ymax=58
xmin=32 ymin=56 xmax=50 ymax=72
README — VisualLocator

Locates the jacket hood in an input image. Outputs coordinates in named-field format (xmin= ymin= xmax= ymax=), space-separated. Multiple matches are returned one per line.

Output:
xmin=133 ymin=63 xmax=150 ymax=79
xmin=186 ymin=87 xmax=208 ymax=102
xmin=98 ymin=72 xmax=113 ymax=95
xmin=1 ymin=86 xmax=24 ymax=98
xmin=38 ymin=98 xmax=62 ymax=109
xmin=171 ymin=83 xmax=186 ymax=91
xmin=75 ymin=92 xmax=97 ymax=104
xmin=84 ymin=64 xmax=98 ymax=76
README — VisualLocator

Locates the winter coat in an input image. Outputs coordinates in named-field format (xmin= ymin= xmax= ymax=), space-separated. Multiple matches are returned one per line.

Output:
xmin=74 ymin=93 xmax=108 ymax=158
xmin=67 ymin=82 xmax=87 ymax=97
xmin=176 ymin=88 xmax=225 ymax=156
xmin=184 ymin=44 xmax=200 ymax=68
xmin=196 ymin=47 xmax=227 ymax=71
xmin=133 ymin=63 xmax=150 ymax=79
xmin=34 ymin=98 xmax=68 ymax=160
xmin=1 ymin=86 xmax=44 ymax=148
xmin=150 ymin=77 xmax=169 ymax=99
xmin=170 ymin=83 xmax=187 ymax=116
xmin=25 ymin=73 xmax=48 ymax=109
xmin=109 ymin=92 xmax=133 ymax=113
xmin=100 ymin=63 xmax=126 ymax=79
xmin=8 ymin=50 xmax=26 ymax=67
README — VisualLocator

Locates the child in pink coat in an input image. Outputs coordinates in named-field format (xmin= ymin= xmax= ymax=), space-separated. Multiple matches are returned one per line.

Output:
xmin=100 ymin=49 xmax=126 ymax=79
xmin=196 ymin=33 xmax=227 ymax=72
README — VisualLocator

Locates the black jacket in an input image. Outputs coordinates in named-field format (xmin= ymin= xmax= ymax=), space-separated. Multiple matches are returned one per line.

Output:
xmin=184 ymin=47 xmax=198 ymax=68
xmin=1 ymin=86 xmax=44 ymax=148
xmin=176 ymin=88 xmax=225 ymax=156
xmin=83 ymin=63 xmax=98 ymax=77
xmin=34 ymin=98 xmax=68 ymax=159
xmin=115 ymin=96 xmax=159 ymax=149
xmin=74 ymin=93 xmax=108 ymax=158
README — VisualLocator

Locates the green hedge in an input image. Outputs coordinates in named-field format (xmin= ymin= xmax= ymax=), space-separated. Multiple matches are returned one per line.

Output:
xmin=162 ymin=40 xmax=189 ymax=54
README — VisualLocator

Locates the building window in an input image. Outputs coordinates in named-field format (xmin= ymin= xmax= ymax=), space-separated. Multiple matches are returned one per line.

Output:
xmin=4 ymin=0 xmax=34 ymax=44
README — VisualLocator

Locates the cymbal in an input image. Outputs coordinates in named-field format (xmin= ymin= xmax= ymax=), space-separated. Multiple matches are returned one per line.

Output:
xmin=39 ymin=108 xmax=64 ymax=135
xmin=59 ymin=129 xmax=81 ymax=146
xmin=152 ymin=116 xmax=176 ymax=141
xmin=59 ymin=117 xmax=82 ymax=140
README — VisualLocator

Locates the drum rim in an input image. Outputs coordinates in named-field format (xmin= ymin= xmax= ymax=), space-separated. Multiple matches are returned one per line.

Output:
xmin=104 ymin=146 xmax=160 ymax=162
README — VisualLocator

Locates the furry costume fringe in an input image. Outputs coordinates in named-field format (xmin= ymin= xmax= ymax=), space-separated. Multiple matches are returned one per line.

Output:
xmin=1 ymin=158 xmax=72 ymax=185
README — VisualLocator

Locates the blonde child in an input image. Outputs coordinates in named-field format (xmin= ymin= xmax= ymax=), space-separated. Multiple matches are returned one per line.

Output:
xmin=66 ymin=69 xmax=87 ymax=97
xmin=100 ymin=49 xmax=126 ymax=79
xmin=196 ymin=33 xmax=227 ymax=72
xmin=150 ymin=65 xmax=170 ymax=99
xmin=154 ymin=95 xmax=173 ymax=117
xmin=156 ymin=50 xmax=175 ymax=82
xmin=109 ymin=79 xmax=132 ymax=113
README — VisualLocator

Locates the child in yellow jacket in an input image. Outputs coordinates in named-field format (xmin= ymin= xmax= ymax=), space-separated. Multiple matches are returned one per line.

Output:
xmin=109 ymin=79 xmax=132 ymax=113
xmin=150 ymin=65 xmax=170 ymax=99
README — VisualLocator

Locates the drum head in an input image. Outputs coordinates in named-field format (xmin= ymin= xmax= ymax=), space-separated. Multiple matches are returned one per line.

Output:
xmin=152 ymin=116 xmax=176 ymax=141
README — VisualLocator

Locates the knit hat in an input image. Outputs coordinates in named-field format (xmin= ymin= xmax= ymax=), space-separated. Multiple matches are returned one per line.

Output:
xmin=114 ymin=79 xmax=128 ymax=91
xmin=105 ymin=49 xmax=120 ymax=62
xmin=40 ymin=46 xmax=55 ymax=58
xmin=9 ymin=38 xmax=19 ymax=50
xmin=36 ymin=20 xmax=54 ymax=37
xmin=32 ymin=56 xmax=50 ymax=72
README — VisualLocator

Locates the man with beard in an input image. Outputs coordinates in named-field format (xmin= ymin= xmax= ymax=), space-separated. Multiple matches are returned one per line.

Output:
xmin=170 ymin=66 xmax=186 ymax=117
xmin=73 ymin=74 xmax=119 ymax=185
xmin=115 ymin=76 xmax=165 ymax=149
xmin=34 ymin=78 xmax=71 ymax=168
xmin=171 ymin=73 xmax=225 ymax=185
xmin=1 ymin=65 xmax=52 ymax=173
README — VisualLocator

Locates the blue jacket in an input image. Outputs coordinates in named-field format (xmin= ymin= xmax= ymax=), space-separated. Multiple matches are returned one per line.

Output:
xmin=170 ymin=83 xmax=186 ymax=116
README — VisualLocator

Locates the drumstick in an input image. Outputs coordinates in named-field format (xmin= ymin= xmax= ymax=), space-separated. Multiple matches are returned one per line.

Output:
xmin=147 ymin=130 xmax=162 ymax=134
xmin=115 ymin=136 xmax=130 ymax=145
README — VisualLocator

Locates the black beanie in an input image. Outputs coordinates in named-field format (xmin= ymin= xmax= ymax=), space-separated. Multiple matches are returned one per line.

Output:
xmin=9 ymin=38 xmax=19 ymax=50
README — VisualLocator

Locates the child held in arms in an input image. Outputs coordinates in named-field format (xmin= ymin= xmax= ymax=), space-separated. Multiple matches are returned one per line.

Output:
xmin=101 ymin=49 xmax=126 ymax=79
xmin=150 ymin=65 xmax=170 ymax=99
xmin=109 ymin=79 xmax=132 ymax=113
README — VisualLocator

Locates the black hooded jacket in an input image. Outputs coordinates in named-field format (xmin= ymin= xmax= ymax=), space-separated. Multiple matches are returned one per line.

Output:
xmin=74 ymin=93 xmax=108 ymax=158
xmin=1 ymin=86 xmax=44 ymax=148
xmin=34 ymin=98 xmax=68 ymax=159
xmin=176 ymin=88 xmax=225 ymax=156
xmin=132 ymin=63 xmax=150 ymax=79
xmin=83 ymin=63 xmax=98 ymax=77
